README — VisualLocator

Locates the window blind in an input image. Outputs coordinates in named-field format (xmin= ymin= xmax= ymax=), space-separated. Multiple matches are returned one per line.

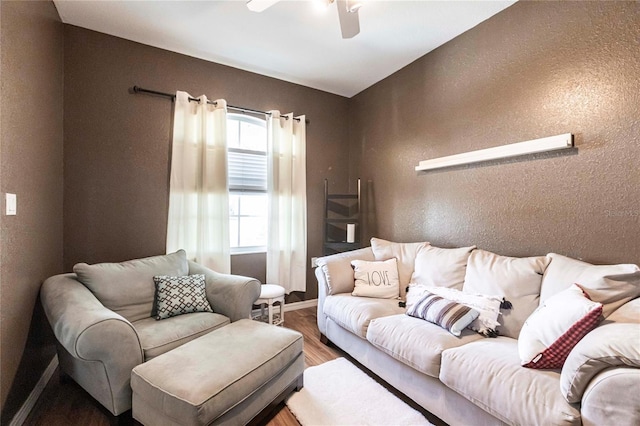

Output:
xmin=228 ymin=149 xmax=267 ymax=192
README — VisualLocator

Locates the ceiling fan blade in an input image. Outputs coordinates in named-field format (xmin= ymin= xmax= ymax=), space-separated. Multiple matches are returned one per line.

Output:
xmin=246 ymin=0 xmax=281 ymax=13
xmin=336 ymin=0 xmax=360 ymax=39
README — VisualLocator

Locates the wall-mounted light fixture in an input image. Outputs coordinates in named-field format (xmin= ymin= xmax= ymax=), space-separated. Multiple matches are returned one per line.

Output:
xmin=415 ymin=133 xmax=573 ymax=172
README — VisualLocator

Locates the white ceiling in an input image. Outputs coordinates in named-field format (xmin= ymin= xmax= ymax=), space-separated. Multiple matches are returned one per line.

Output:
xmin=54 ymin=0 xmax=516 ymax=98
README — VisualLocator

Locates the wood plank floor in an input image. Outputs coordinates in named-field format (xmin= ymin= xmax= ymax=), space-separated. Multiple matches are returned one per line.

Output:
xmin=24 ymin=307 xmax=340 ymax=426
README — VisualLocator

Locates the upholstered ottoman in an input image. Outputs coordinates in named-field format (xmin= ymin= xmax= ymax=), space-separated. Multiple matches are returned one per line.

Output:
xmin=131 ymin=319 xmax=304 ymax=426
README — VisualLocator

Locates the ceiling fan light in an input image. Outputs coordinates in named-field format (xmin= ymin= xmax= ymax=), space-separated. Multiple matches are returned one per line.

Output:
xmin=347 ymin=0 xmax=363 ymax=13
xmin=246 ymin=0 xmax=281 ymax=13
xmin=313 ymin=0 xmax=332 ymax=13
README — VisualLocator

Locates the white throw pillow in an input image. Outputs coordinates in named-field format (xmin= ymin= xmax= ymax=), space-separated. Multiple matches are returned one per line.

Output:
xmin=518 ymin=284 xmax=603 ymax=369
xmin=405 ymin=284 xmax=432 ymax=310
xmin=463 ymin=249 xmax=550 ymax=339
xmin=541 ymin=253 xmax=640 ymax=317
xmin=351 ymin=258 xmax=400 ymax=299
xmin=407 ymin=285 xmax=503 ymax=337
xmin=370 ymin=237 xmax=429 ymax=299
xmin=411 ymin=245 xmax=476 ymax=290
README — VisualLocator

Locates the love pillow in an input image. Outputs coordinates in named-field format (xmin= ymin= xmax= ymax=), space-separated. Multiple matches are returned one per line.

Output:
xmin=351 ymin=258 xmax=400 ymax=299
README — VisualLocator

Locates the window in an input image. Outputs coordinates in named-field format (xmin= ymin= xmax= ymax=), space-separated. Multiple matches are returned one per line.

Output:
xmin=227 ymin=114 xmax=267 ymax=253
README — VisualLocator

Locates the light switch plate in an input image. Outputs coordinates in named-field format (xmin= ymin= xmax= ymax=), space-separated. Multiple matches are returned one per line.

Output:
xmin=6 ymin=193 xmax=16 ymax=215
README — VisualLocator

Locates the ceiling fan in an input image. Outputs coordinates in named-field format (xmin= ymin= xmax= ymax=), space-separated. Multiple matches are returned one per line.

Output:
xmin=246 ymin=0 xmax=363 ymax=39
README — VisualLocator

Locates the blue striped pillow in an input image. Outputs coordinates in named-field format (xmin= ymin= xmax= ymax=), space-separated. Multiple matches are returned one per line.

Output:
xmin=407 ymin=291 xmax=479 ymax=336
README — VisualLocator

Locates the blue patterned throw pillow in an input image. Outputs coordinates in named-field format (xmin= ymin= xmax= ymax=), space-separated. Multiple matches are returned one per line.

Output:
xmin=153 ymin=274 xmax=213 ymax=320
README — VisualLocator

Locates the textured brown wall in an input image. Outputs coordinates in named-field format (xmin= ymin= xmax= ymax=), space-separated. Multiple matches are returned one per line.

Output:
xmin=0 ymin=0 xmax=63 ymax=417
xmin=350 ymin=0 xmax=640 ymax=265
xmin=231 ymin=253 xmax=267 ymax=284
xmin=63 ymin=26 xmax=351 ymax=300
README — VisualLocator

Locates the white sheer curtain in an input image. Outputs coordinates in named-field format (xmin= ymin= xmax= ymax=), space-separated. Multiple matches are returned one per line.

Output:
xmin=266 ymin=111 xmax=307 ymax=293
xmin=166 ymin=91 xmax=231 ymax=273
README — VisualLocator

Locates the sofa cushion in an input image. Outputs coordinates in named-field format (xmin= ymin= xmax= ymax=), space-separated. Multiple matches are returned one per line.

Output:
xmin=74 ymin=250 xmax=189 ymax=322
xmin=410 ymin=245 xmax=476 ymax=290
xmin=323 ymin=294 xmax=405 ymax=338
xmin=462 ymin=249 xmax=550 ymax=339
xmin=519 ymin=284 xmax=603 ymax=369
xmin=541 ymin=253 xmax=640 ymax=317
xmin=440 ymin=338 xmax=581 ymax=425
xmin=351 ymin=258 xmax=400 ymax=299
xmin=367 ymin=314 xmax=483 ymax=378
xmin=371 ymin=237 xmax=429 ymax=299
xmin=153 ymin=274 xmax=213 ymax=320
xmin=133 ymin=312 xmax=230 ymax=360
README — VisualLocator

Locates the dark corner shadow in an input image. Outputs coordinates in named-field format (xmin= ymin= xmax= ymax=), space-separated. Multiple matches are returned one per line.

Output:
xmin=365 ymin=179 xmax=377 ymax=240
xmin=0 ymin=295 xmax=57 ymax=425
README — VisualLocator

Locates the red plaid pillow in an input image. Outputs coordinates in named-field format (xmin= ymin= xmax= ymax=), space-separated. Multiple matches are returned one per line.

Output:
xmin=519 ymin=284 xmax=603 ymax=369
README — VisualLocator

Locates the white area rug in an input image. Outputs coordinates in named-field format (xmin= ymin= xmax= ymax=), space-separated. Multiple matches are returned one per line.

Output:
xmin=286 ymin=358 xmax=432 ymax=426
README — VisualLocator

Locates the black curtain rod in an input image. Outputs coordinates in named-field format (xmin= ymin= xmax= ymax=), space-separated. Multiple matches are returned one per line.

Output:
xmin=131 ymin=86 xmax=302 ymax=122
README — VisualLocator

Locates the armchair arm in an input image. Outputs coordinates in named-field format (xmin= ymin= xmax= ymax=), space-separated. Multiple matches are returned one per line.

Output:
xmin=188 ymin=261 xmax=261 ymax=322
xmin=40 ymin=273 xmax=144 ymax=415
xmin=41 ymin=273 xmax=144 ymax=362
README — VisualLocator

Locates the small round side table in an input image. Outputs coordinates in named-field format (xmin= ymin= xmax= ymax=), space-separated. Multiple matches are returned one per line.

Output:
xmin=254 ymin=284 xmax=285 ymax=326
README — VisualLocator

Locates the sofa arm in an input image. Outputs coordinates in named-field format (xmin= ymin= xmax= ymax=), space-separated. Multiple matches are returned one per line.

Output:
xmin=315 ymin=247 xmax=374 ymax=336
xmin=41 ymin=273 xmax=144 ymax=363
xmin=561 ymin=322 xmax=640 ymax=403
xmin=188 ymin=261 xmax=261 ymax=322
xmin=580 ymin=367 xmax=640 ymax=426
xmin=316 ymin=247 xmax=374 ymax=296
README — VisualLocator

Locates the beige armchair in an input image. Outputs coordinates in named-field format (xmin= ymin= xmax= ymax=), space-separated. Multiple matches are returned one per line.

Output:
xmin=40 ymin=250 xmax=261 ymax=416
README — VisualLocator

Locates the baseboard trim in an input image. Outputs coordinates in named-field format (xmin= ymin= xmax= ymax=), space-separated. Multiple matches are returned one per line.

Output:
xmin=252 ymin=298 xmax=318 ymax=317
xmin=9 ymin=354 xmax=58 ymax=426
xmin=283 ymin=298 xmax=318 ymax=312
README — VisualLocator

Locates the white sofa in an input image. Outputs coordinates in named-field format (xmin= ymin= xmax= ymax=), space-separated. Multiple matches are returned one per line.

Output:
xmin=315 ymin=238 xmax=640 ymax=426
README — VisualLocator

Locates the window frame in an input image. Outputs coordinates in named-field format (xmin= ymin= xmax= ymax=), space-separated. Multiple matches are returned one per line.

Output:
xmin=227 ymin=113 xmax=268 ymax=255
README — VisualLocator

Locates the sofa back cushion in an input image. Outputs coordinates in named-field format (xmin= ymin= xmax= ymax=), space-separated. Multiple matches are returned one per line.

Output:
xmin=411 ymin=245 xmax=476 ymax=290
xmin=540 ymin=253 xmax=640 ymax=317
xmin=74 ymin=250 xmax=189 ymax=322
xmin=462 ymin=249 xmax=550 ymax=339
xmin=370 ymin=237 xmax=429 ymax=299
